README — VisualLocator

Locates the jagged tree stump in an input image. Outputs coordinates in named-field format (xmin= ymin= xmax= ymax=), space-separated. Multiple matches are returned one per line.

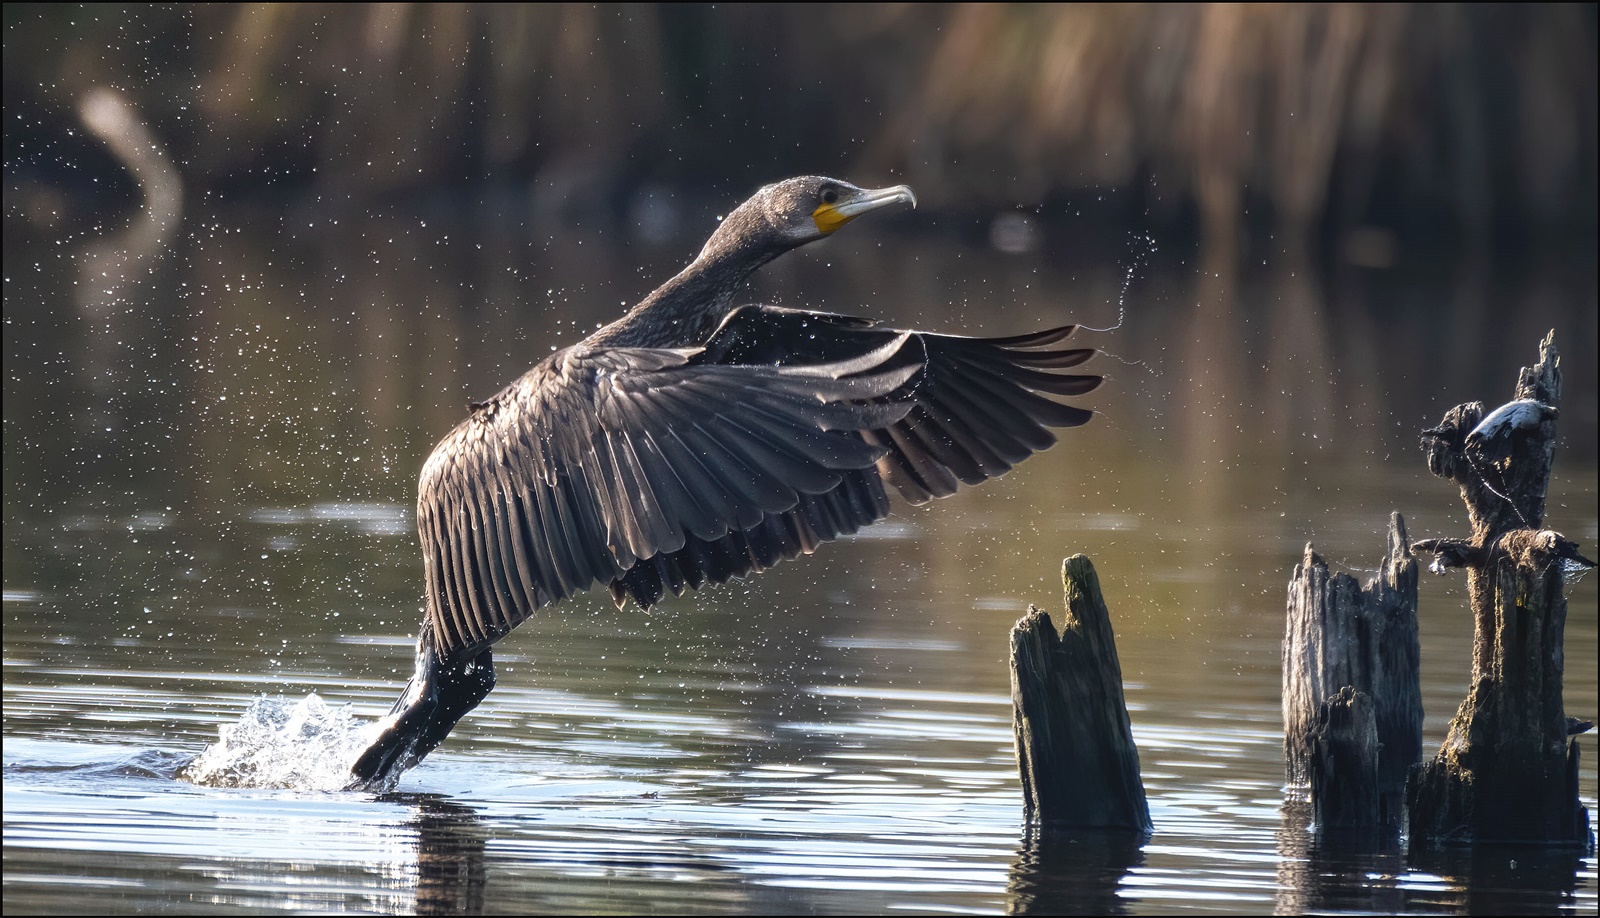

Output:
xmin=1409 ymin=331 xmax=1594 ymax=848
xmin=1308 ymin=685 xmax=1382 ymax=830
xmin=1283 ymin=512 xmax=1422 ymax=831
xmin=1010 ymin=555 xmax=1152 ymax=833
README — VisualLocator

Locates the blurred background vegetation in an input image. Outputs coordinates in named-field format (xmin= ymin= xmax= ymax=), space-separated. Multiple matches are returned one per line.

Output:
xmin=5 ymin=2 xmax=1596 ymax=262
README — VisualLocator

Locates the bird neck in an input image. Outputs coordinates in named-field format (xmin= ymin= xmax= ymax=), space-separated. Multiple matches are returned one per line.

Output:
xmin=588 ymin=239 xmax=783 ymax=349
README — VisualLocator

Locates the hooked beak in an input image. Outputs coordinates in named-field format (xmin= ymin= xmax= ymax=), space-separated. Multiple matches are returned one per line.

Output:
xmin=813 ymin=184 xmax=917 ymax=235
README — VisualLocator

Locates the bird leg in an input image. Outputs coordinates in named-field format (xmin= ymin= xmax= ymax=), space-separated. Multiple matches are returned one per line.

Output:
xmin=346 ymin=636 xmax=495 ymax=791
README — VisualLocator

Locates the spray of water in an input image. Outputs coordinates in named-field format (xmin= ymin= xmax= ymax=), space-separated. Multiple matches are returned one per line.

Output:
xmin=179 ymin=694 xmax=395 ymax=793
xmin=1081 ymin=231 xmax=1155 ymax=336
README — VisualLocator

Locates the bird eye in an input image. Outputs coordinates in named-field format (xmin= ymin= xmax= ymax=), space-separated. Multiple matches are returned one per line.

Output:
xmin=820 ymin=188 xmax=839 ymax=205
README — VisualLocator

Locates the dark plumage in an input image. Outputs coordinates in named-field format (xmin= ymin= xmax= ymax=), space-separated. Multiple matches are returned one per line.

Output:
xmin=347 ymin=176 xmax=1101 ymax=789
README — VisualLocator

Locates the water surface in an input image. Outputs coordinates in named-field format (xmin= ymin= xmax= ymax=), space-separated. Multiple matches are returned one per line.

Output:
xmin=4 ymin=198 xmax=1596 ymax=914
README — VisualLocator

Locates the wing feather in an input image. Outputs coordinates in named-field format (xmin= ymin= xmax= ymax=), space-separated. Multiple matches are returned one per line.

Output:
xmin=468 ymin=453 xmax=522 ymax=631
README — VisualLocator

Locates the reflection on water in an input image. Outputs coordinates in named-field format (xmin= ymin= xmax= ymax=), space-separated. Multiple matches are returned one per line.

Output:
xmin=1409 ymin=844 xmax=1590 ymax=916
xmin=1276 ymin=798 xmax=1409 ymax=914
xmin=411 ymin=797 xmax=488 ymax=916
xmin=1007 ymin=827 xmax=1147 ymax=915
xmin=2 ymin=197 xmax=1596 ymax=914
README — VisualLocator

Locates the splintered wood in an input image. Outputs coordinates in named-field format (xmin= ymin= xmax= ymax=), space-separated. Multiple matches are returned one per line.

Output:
xmin=1010 ymin=555 xmax=1151 ymax=833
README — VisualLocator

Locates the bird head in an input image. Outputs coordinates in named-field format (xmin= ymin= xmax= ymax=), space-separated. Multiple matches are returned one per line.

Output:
xmin=698 ymin=176 xmax=917 ymax=262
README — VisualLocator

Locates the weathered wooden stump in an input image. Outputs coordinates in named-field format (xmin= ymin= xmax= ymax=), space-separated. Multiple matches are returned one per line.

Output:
xmin=1010 ymin=555 xmax=1151 ymax=833
xmin=1307 ymin=685 xmax=1381 ymax=830
xmin=1408 ymin=331 xmax=1594 ymax=849
xmin=1282 ymin=512 xmax=1421 ymax=831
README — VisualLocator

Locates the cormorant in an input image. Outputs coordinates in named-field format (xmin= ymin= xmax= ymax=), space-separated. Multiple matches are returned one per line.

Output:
xmin=347 ymin=177 xmax=1102 ymax=789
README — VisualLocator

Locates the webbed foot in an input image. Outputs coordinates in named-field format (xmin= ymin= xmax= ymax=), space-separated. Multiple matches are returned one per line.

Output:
xmin=347 ymin=641 xmax=495 ymax=791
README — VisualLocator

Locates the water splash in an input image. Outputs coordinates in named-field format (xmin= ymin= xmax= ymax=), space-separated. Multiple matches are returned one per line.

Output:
xmin=180 ymin=694 xmax=390 ymax=792
xmin=1082 ymin=231 xmax=1156 ymax=335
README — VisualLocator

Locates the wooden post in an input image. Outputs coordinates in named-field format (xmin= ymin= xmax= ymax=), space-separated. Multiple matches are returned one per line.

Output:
xmin=1409 ymin=331 xmax=1594 ymax=848
xmin=1282 ymin=513 xmax=1421 ymax=830
xmin=1307 ymin=685 xmax=1381 ymax=829
xmin=1010 ymin=555 xmax=1152 ymax=833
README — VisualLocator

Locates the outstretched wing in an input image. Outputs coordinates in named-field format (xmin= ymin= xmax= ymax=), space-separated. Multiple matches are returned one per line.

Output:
xmin=419 ymin=305 xmax=1102 ymax=660
xmin=418 ymin=339 xmax=917 ymax=659
xmin=700 ymin=305 xmax=1101 ymax=502
xmin=608 ymin=305 xmax=1102 ymax=608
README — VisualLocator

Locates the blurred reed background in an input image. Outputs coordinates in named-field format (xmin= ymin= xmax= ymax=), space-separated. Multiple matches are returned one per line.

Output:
xmin=5 ymin=3 xmax=1596 ymax=260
